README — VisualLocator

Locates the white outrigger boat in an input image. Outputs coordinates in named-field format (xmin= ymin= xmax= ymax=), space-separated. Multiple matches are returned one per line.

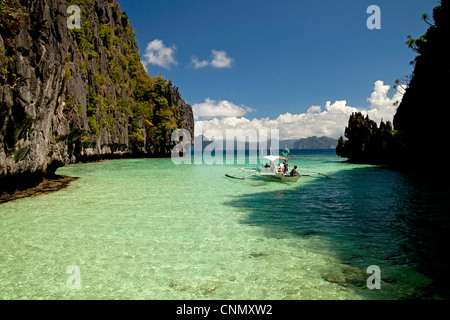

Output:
xmin=225 ymin=155 xmax=301 ymax=183
xmin=225 ymin=148 xmax=330 ymax=182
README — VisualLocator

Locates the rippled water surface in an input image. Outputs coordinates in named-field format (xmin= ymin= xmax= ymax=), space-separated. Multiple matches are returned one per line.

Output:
xmin=1 ymin=150 xmax=449 ymax=299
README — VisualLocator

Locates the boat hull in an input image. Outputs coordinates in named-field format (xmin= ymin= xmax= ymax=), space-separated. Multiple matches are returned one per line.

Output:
xmin=258 ymin=173 xmax=300 ymax=183
xmin=225 ymin=167 xmax=301 ymax=183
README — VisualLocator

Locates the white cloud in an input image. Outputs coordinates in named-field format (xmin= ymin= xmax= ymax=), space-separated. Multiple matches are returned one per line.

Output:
xmin=191 ymin=50 xmax=234 ymax=69
xmin=191 ymin=56 xmax=210 ymax=69
xmin=366 ymin=80 xmax=404 ymax=123
xmin=307 ymin=106 xmax=322 ymax=114
xmin=194 ymin=81 xmax=403 ymax=141
xmin=210 ymin=50 xmax=234 ymax=68
xmin=143 ymin=39 xmax=177 ymax=69
xmin=192 ymin=98 xmax=255 ymax=120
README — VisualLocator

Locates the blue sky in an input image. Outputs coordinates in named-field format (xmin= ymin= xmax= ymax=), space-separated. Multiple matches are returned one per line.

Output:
xmin=119 ymin=0 xmax=438 ymax=139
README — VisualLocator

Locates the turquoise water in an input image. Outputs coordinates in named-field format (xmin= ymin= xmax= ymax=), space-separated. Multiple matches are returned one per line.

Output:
xmin=1 ymin=150 xmax=449 ymax=299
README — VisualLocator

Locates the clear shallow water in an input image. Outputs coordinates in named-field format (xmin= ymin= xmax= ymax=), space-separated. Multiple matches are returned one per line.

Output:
xmin=1 ymin=150 xmax=449 ymax=299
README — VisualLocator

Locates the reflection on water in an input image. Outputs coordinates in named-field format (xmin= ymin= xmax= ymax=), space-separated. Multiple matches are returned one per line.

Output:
xmin=392 ymin=174 xmax=450 ymax=299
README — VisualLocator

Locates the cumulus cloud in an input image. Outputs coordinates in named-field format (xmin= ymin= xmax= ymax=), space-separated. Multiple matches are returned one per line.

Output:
xmin=366 ymin=80 xmax=404 ymax=123
xmin=191 ymin=50 xmax=234 ymax=69
xmin=307 ymin=106 xmax=322 ymax=114
xmin=143 ymin=39 xmax=177 ymax=69
xmin=194 ymin=81 xmax=403 ymax=141
xmin=210 ymin=50 xmax=234 ymax=68
xmin=192 ymin=98 xmax=255 ymax=120
xmin=191 ymin=57 xmax=210 ymax=69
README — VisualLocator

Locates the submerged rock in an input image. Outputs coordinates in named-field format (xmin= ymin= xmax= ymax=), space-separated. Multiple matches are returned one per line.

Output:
xmin=322 ymin=264 xmax=368 ymax=287
xmin=169 ymin=280 xmax=219 ymax=295
xmin=0 ymin=175 xmax=78 ymax=203
xmin=248 ymin=251 xmax=266 ymax=258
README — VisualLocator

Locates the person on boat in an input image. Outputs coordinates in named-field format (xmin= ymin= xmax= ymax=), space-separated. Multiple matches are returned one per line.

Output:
xmin=279 ymin=162 xmax=284 ymax=173
xmin=284 ymin=161 xmax=289 ymax=174
xmin=270 ymin=163 xmax=277 ymax=173
xmin=264 ymin=163 xmax=270 ymax=168
xmin=290 ymin=166 xmax=299 ymax=177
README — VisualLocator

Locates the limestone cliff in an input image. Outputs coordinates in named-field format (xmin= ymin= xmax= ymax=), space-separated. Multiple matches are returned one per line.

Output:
xmin=393 ymin=0 xmax=449 ymax=164
xmin=0 ymin=0 xmax=194 ymax=191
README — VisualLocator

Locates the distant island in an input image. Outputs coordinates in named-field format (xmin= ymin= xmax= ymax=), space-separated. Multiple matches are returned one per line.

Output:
xmin=194 ymin=136 xmax=338 ymax=150
xmin=292 ymin=136 xmax=338 ymax=149
xmin=279 ymin=137 xmax=337 ymax=149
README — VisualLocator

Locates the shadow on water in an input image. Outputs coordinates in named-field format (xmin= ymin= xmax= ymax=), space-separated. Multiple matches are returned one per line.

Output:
xmin=224 ymin=164 xmax=450 ymax=299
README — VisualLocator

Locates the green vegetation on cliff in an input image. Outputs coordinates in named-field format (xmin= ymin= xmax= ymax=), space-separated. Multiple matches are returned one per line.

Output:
xmin=63 ymin=0 xmax=188 ymax=156
xmin=0 ymin=0 xmax=24 ymax=48
xmin=0 ymin=0 xmax=25 ymax=82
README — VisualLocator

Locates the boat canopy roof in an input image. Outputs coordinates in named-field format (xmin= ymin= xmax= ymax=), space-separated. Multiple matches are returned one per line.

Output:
xmin=263 ymin=155 xmax=286 ymax=162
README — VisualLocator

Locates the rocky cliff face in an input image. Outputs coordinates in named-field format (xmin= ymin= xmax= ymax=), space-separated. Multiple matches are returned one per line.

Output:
xmin=0 ymin=0 xmax=194 ymax=191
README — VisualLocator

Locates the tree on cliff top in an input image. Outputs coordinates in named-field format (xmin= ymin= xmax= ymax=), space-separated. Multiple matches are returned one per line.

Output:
xmin=336 ymin=112 xmax=400 ymax=164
